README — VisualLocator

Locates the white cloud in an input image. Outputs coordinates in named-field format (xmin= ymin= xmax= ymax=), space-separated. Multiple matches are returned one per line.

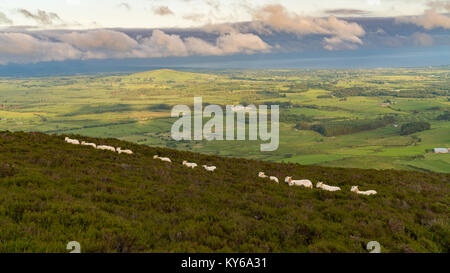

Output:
xmin=0 ymin=29 xmax=271 ymax=64
xmin=397 ymin=9 xmax=450 ymax=29
xmin=58 ymin=30 xmax=140 ymax=52
xmin=0 ymin=32 xmax=81 ymax=64
xmin=251 ymin=4 xmax=366 ymax=51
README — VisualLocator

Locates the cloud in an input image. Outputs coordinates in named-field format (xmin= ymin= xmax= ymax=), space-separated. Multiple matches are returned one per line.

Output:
xmin=138 ymin=30 xmax=270 ymax=57
xmin=411 ymin=32 xmax=434 ymax=46
xmin=251 ymin=4 xmax=366 ymax=50
xmin=427 ymin=0 xmax=450 ymax=12
xmin=216 ymin=32 xmax=271 ymax=54
xmin=0 ymin=11 xmax=13 ymax=25
xmin=324 ymin=9 xmax=370 ymax=16
xmin=184 ymin=37 xmax=223 ymax=55
xmin=139 ymin=30 xmax=188 ymax=57
xmin=396 ymin=9 xmax=450 ymax=29
xmin=117 ymin=3 xmax=131 ymax=11
xmin=0 ymin=29 xmax=271 ymax=64
xmin=17 ymin=9 xmax=62 ymax=25
xmin=58 ymin=30 xmax=140 ymax=52
xmin=0 ymin=32 xmax=81 ymax=64
xmin=183 ymin=13 xmax=206 ymax=22
xmin=323 ymin=36 xmax=362 ymax=51
xmin=153 ymin=6 xmax=174 ymax=16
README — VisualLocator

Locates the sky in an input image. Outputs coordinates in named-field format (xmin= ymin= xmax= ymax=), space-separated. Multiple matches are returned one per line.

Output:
xmin=0 ymin=0 xmax=449 ymax=66
xmin=0 ymin=0 xmax=441 ymax=29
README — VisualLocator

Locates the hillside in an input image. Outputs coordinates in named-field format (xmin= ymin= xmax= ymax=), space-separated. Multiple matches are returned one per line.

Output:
xmin=128 ymin=69 xmax=217 ymax=82
xmin=0 ymin=131 xmax=448 ymax=253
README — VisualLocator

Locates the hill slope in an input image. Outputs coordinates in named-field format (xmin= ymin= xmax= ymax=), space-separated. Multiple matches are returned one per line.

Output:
xmin=127 ymin=69 xmax=217 ymax=81
xmin=0 ymin=131 xmax=448 ymax=253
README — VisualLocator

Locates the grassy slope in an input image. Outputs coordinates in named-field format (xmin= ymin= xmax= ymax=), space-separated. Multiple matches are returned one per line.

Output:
xmin=0 ymin=131 xmax=448 ymax=253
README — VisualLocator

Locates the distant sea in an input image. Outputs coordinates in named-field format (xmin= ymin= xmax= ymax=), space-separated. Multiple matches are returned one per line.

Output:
xmin=1 ymin=46 xmax=449 ymax=77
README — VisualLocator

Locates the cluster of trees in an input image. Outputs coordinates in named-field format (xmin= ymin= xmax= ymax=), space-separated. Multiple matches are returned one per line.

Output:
xmin=304 ymin=116 xmax=395 ymax=137
xmin=329 ymin=87 xmax=448 ymax=99
xmin=400 ymin=122 xmax=431 ymax=135
xmin=280 ymin=113 xmax=313 ymax=123
xmin=436 ymin=111 xmax=450 ymax=121
xmin=147 ymin=104 xmax=171 ymax=111
xmin=317 ymin=95 xmax=333 ymax=99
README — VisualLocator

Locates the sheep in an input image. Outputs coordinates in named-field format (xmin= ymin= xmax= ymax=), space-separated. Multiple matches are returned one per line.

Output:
xmin=316 ymin=182 xmax=341 ymax=192
xmin=351 ymin=186 xmax=377 ymax=196
xmin=182 ymin=160 xmax=197 ymax=169
xmin=153 ymin=155 xmax=172 ymax=163
xmin=285 ymin=177 xmax=313 ymax=188
xmin=96 ymin=145 xmax=116 ymax=152
xmin=203 ymin=165 xmax=216 ymax=172
xmin=65 ymin=137 xmax=80 ymax=145
xmin=269 ymin=176 xmax=279 ymax=183
xmin=258 ymin=172 xmax=268 ymax=178
xmin=81 ymin=141 xmax=96 ymax=148
xmin=117 ymin=147 xmax=133 ymax=155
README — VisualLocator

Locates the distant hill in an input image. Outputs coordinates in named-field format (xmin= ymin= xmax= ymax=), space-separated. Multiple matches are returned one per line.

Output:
xmin=0 ymin=131 xmax=448 ymax=253
xmin=128 ymin=69 xmax=217 ymax=82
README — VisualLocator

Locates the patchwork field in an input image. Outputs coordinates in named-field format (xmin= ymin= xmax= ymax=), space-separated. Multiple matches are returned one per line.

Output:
xmin=0 ymin=68 xmax=448 ymax=173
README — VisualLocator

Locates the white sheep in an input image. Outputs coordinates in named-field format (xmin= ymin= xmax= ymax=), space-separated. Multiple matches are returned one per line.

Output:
xmin=202 ymin=165 xmax=216 ymax=172
xmin=117 ymin=147 xmax=133 ymax=155
xmin=269 ymin=176 xmax=279 ymax=183
xmin=316 ymin=182 xmax=341 ymax=192
xmin=153 ymin=155 xmax=172 ymax=163
xmin=182 ymin=160 xmax=197 ymax=169
xmin=81 ymin=141 xmax=97 ymax=148
xmin=351 ymin=186 xmax=377 ymax=196
xmin=96 ymin=145 xmax=116 ymax=152
xmin=65 ymin=137 xmax=80 ymax=145
xmin=285 ymin=177 xmax=313 ymax=188
xmin=258 ymin=172 xmax=268 ymax=178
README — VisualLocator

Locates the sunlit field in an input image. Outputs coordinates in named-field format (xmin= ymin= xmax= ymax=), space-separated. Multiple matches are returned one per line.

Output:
xmin=0 ymin=68 xmax=449 ymax=173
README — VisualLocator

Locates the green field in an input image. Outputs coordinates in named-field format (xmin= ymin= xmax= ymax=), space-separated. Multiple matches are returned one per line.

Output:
xmin=0 ymin=68 xmax=449 ymax=173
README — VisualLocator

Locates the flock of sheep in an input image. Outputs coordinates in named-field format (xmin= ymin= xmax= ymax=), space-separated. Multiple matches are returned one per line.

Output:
xmin=258 ymin=172 xmax=377 ymax=196
xmin=65 ymin=136 xmax=376 ymax=195
xmin=65 ymin=137 xmax=133 ymax=154
xmin=65 ymin=136 xmax=217 ymax=172
xmin=153 ymin=155 xmax=217 ymax=172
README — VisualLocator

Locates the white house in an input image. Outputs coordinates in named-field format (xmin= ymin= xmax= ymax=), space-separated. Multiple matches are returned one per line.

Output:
xmin=434 ymin=148 xmax=449 ymax=154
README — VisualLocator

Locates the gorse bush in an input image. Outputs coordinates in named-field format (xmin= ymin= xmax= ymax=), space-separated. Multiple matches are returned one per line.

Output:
xmin=0 ymin=131 xmax=448 ymax=253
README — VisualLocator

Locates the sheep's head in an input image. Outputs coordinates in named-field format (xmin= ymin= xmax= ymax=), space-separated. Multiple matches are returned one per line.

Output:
xmin=351 ymin=186 xmax=359 ymax=192
xmin=259 ymin=172 xmax=265 ymax=176
xmin=316 ymin=182 xmax=323 ymax=188
xmin=153 ymin=155 xmax=158 ymax=159
xmin=183 ymin=161 xmax=187 ymax=164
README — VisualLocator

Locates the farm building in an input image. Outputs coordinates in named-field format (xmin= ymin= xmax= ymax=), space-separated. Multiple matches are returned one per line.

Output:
xmin=433 ymin=148 xmax=449 ymax=154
